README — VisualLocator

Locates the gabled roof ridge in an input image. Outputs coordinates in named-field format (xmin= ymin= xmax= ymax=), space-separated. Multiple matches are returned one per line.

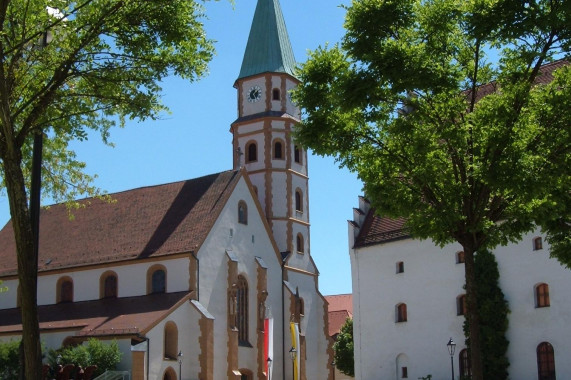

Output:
xmin=0 ymin=170 xmax=243 ymax=276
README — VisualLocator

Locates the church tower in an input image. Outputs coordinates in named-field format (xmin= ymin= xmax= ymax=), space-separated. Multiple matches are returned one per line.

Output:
xmin=232 ymin=0 xmax=311 ymax=266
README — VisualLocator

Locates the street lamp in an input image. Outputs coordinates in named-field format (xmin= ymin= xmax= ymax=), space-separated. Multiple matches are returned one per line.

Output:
xmin=447 ymin=337 xmax=456 ymax=380
xmin=266 ymin=357 xmax=272 ymax=380
xmin=289 ymin=347 xmax=297 ymax=380
xmin=177 ymin=350 xmax=183 ymax=380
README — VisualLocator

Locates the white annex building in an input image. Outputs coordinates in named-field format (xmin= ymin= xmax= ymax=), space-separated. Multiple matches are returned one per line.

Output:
xmin=0 ymin=1 xmax=334 ymax=379
xmin=349 ymin=194 xmax=571 ymax=380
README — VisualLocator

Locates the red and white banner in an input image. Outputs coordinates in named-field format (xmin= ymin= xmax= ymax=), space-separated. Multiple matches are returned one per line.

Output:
xmin=264 ymin=317 xmax=274 ymax=379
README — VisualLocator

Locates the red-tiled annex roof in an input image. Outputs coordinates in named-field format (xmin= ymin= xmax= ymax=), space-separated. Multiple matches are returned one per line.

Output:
xmin=355 ymin=210 xmax=408 ymax=248
xmin=0 ymin=171 xmax=241 ymax=277
xmin=467 ymin=59 xmax=568 ymax=101
xmin=325 ymin=294 xmax=353 ymax=337
xmin=0 ymin=291 xmax=190 ymax=337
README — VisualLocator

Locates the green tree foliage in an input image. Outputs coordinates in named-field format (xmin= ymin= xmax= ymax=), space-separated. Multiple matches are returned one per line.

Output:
xmin=0 ymin=0 xmax=215 ymax=377
xmin=293 ymin=1 xmax=570 ymax=379
xmin=333 ymin=318 xmax=354 ymax=377
xmin=463 ymin=250 xmax=510 ymax=380
xmin=47 ymin=339 xmax=122 ymax=378
xmin=0 ymin=340 xmax=20 ymax=379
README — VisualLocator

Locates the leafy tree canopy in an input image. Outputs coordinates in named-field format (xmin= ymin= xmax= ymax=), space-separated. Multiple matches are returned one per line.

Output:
xmin=0 ymin=0 xmax=215 ymax=203
xmin=333 ymin=318 xmax=354 ymax=377
xmin=293 ymin=1 xmax=570 ymax=379
xmin=0 ymin=0 xmax=217 ymax=378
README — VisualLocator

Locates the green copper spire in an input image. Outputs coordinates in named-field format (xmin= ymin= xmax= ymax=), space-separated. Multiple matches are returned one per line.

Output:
xmin=238 ymin=0 xmax=297 ymax=80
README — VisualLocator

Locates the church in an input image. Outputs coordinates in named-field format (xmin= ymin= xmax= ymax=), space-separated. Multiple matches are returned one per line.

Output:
xmin=0 ymin=0 xmax=333 ymax=379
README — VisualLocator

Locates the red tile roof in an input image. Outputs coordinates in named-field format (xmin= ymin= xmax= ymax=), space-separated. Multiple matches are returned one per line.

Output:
xmin=468 ymin=59 xmax=568 ymax=101
xmin=355 ymin=210 xmax=408 ymax=247
xmin=325 ymin=294 xmax=353 ymax=314
xmin=325 ymin=294 xmax=353 ymax=337
xmin=0 ymin=171 xmax=241 ymax=276
xmin=0 ymin=291 xmax=190 ymax=336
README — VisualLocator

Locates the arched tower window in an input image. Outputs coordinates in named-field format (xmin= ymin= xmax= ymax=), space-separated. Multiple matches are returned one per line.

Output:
xmin=238 ymin=201 xmax=248 ymax=224
xmin=295 ymin=189 xmax=303 ymax=212
xmin=294 ymin=145 xmax=302 ymax=163
xmin=237 ymin=275 xmax=249 ymax=345
xmin=396 ymin=303 xmax=407 ymax=322
xmin=147 ymin=265 xmax=167 ymax=294
xmin=164 ymin=321 xmax=178 ymax=360
xmin=273 ymin=140 xmax=283 ymax=159
xmin=100 ymin=271 xmax=118 ymax=298
xmin=537 ymin=342 xmax=556 ymax=380
xmin=535 ymin=283 xmax=550 ymax=308
xmin=246 ymin=141 xmax=257 ymax=163
xmin=459 ymin=349 xmax=472 ymax=377
xmin=296 ymin=233 xmax=304 ymax=253
xmin=57 ymin=276 xmax=73 ymax=303
xmin=272 ymin=88 xmax=280 ymax=100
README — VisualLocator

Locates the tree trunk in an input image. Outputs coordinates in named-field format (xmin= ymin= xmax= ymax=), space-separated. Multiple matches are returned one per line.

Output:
xmin=463 ymin=246 xmax=483 ymax=380
xmin=2 ymin=152 xmax=42 ymax=380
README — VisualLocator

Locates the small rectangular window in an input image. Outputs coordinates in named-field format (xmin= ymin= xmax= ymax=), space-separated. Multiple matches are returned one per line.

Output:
xmin=396 ymin=261 xmax=404 ymax=274
xmin=533 ymin=237 xmax=543 ymax=251
xmin=401 ymin=367 xmax=408 ymax=378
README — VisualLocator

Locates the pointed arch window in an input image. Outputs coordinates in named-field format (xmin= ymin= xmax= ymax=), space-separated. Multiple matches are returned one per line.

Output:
xmin=459 ymin=349 xmax=472 ymax=377
xmin=57 ymin=277 xmax=73 ymax=303
xmin=246 ymin=141 xmax=257 ymax=163
xmin=396 ymin=303 xmax=407 ymax=322
xmin=535 ymin=283 xmax=550 ymax=308
xmin=237 ymin=275 xmax=249 ymax=345
xmin=163 ymin=367 xmax=177 ymax=380
xmin=238 ymin=201 xmax=248 ymax=224
xmin=537 ymin=342 xmax=556 ymax=380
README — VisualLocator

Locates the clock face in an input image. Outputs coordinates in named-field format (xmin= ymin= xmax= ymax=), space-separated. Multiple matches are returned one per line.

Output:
xmin=248 ymin=85 xmax=262 ymax=103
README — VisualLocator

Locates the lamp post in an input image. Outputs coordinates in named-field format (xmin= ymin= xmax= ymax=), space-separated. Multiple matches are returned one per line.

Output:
xmin=177 ymin=350 xmax=183 ymax=380
xmin=289 ymin=347 xmax=297 ymax=380
xmin=447 ymin=337 xmax=456 ymax=380
xmin=267 ymin=357 xmax=273 ymax=379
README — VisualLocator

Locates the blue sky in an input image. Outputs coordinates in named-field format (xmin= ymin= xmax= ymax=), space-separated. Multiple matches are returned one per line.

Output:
xmin=0 ymin=0 xmax=361 ymax=296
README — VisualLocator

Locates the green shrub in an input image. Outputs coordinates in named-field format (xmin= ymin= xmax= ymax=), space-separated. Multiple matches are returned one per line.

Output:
xmin=0 ymin=340 xmax=21 ymax=379
xmin=47 ymin=338 xmax=122 ymax=377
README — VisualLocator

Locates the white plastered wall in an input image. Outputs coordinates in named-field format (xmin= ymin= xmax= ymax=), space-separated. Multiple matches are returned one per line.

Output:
xmin=351 ymin=229 xmax=571 ymax=380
